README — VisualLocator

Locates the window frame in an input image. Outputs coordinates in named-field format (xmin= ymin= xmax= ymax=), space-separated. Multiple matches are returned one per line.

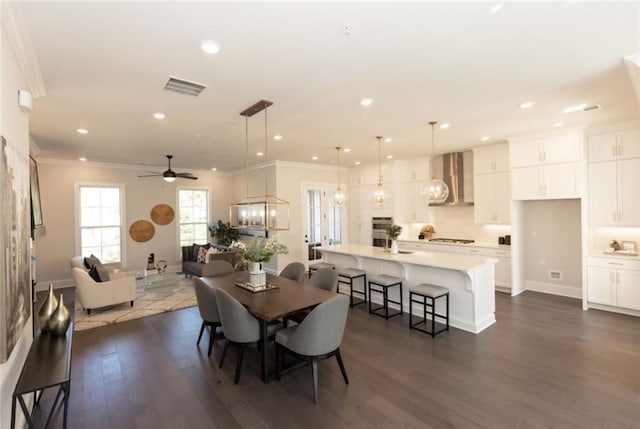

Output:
xmin=176 ymin=186 xmax=211 ymax=257
xmin=74 ymin=182 xmax=126 ymax=265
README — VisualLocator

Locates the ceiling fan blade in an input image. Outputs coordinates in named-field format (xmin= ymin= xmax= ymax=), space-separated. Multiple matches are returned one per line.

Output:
xmin=176 ymin=172 xmax=198 ymax=180
xmin=138 ymin=174 xmax=162 ymax=177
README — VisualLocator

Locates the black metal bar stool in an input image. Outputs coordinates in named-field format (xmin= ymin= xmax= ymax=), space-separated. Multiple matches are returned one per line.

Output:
xmin=368 ymin=274 xmax=403 ymax=319
xmin=337 ymin=268 xmax=367 ymax=307
xmin=308 ymin=262 xmax=335 ymax=278
xmin=409 ymin=283 xmax=450 ymax=337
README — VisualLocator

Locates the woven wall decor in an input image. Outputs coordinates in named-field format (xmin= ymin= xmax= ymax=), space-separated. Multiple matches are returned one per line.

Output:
xmin=150 ymin=203 xmax=175 ymax=225
xmin=129 ymin=220 xmax=155 ymax=242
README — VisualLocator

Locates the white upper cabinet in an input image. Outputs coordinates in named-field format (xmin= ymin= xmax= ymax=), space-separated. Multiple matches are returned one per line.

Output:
xmin=589 ymin=129 xmax=640 ymax=162
xmin=510 ymin=133 xmax=582 ymax=168
xmin=473 ymin=143 xmax=511 ymax=224
xmin=473 ymin=143 xmax=510 ymax=175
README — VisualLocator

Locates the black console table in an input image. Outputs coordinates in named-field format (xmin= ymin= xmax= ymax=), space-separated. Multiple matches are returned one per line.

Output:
xmin=11 ymin=294 xmax=74 ymax=429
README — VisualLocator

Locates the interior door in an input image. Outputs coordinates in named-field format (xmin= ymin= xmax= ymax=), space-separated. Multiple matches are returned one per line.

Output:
xmin=303 ymin=185 xmax=343 ymax=267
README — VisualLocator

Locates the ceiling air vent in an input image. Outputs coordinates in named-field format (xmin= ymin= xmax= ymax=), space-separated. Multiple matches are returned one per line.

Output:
xmin=583 ymin=104 xmax=599 ymax=112
xmin=163 ymin=76 xmax=208 ymax=96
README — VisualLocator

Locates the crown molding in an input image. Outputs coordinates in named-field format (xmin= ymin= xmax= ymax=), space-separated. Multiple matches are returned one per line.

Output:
xmin=2 ymin=3 xmax=47 ymax=99
xmin=35 ymin=157 xmax=232 ymax=176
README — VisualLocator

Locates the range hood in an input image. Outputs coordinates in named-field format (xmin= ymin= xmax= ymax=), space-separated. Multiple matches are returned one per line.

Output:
xmin=429 ymin=151 xmax=474 ymax=206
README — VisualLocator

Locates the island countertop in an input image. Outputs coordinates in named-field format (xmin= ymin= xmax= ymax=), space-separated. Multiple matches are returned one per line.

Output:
xmin=317 ymin=244 xmax=495 ymax=272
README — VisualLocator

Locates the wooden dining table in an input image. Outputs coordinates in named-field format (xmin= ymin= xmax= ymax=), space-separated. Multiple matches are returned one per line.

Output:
xmin=199 ymin=271 xmax=337 ymax=382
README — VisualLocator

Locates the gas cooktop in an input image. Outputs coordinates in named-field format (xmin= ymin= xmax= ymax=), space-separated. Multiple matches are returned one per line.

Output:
xmin=429 ymin=238 xmax=475 ymax=244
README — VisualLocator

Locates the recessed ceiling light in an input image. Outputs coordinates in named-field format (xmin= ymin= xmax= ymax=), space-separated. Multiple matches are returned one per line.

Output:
xmin=153 ymin=112 xmax=166 ymax=120
xmin=553 ymin=122 xmax=564 ymax=128
xmin=386 ymin=155 xmax=393 ymax=159
xmin=257 ymin=152 xmax=264 ymax=157
xmin=355 ymin=161 xmax=361 ymax=166
xmin=273 ymin=134 xmax=283 ymax=140
xmin=211 ymin=167 xmax=217 ymax=171
xmin=311 ymin=156 xmax=318 ymax=161
xmin=360 ymin=98 xmax=373 ymax=107
xmin=76 ymin=128 xmax=88 ymax=134
xmin=481 ymin=136 xmax=491 ymax=142
xmin=520 ymin=101 xmax=535 ymax=109
xmin=343 ymin=148 xmax=351 ymax=153
xmin=384 ymin=138 xmax=393 ymax=143
xmin=78 ymin=156 xmax=87 ymax=162
xmin=439 ymin=123 xmax=450 ymax=129
xmin=200 ymin=40 xmax=221 ymax=54
xmin=490 ymin=3 xmax=503 ymax=14
xmin=563 ymin=103 xmax=588 ymax=114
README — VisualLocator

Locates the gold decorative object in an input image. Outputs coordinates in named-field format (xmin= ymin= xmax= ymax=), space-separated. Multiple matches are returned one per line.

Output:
xmin=37 ymin=283 xmax=58 ymax=333
xmin=150 ymin=204 xmax=174 ymax=225
xmin=47 ymin=293 xmax=70 ymax=336
xmin=373 ymin=136 xmax=387 ymax=206
xmin=230 ymin=100 xmax=290 ymax=231
xmin=129 ymin=220 xmax=155 ymax=242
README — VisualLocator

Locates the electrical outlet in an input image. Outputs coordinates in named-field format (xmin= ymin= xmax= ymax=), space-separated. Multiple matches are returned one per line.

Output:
xmin=549 ymin=270 xmax=563 ymax=281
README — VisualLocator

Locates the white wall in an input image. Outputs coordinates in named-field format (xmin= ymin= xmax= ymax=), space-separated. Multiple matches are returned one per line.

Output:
xmin=0 ymin=17 xmax=33 ymax=429
xmin=35 ymin=161 xmax=233 ymax=284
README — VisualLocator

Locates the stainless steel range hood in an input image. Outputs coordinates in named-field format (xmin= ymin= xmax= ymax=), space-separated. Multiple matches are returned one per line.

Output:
xmin=429 ymin=151 xmax=474 ymax=206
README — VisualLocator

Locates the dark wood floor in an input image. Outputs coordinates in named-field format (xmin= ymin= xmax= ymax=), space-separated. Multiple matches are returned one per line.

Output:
xmin=35 ymin=290 xmax=640 ymax=428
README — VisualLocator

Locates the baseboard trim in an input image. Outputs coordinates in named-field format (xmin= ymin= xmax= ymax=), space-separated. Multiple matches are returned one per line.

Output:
xmin=525 ymin=281 xmax=582 ymax=299
xmin=587 ymin=302 xmax=640 ymax=317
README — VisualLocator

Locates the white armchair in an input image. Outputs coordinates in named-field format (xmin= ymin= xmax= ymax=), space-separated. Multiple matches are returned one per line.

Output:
xmin=71 ymin=267 xmax=137 ymax=314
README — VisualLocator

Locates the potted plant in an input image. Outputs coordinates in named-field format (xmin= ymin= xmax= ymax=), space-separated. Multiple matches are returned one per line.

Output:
xmin=236 ymin=238 xmax=289 ymax=272
xmin=209 ymin=220 xmax=239 ymax=246
xmin=386 ymin=224 xmax=402 ymax=255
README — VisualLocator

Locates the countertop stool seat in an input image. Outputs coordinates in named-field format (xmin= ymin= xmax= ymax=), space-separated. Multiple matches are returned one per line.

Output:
xmin=409 ymin=283 xmax=450 ymax=337
xmin=337 ymin=268 xmax=367 ymax=307
xmin=368 ymin=274 xmax=403 ymax=320
xmin=308 ymin=262 xmax=335 ymax=278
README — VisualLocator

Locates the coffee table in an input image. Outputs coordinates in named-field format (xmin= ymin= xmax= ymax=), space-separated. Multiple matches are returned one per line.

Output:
xmin=139 ymin=270 xmax=182 ymax=290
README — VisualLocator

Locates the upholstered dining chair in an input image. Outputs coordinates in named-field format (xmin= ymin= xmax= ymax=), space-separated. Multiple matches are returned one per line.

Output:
xmin=213 ymin=288 xmax=283 ymax=384
xmin=200 ymin=260 xmax=234 ymax=277
xmin=193 ymin=277 xmax=225 ymax=357
xmin=276 ymin=294 xmax=350 ymax=404
xmin=279 ymin=262 xmax=306 ymax=282
xmin=308 ymin=267 xmax=339 ymax=292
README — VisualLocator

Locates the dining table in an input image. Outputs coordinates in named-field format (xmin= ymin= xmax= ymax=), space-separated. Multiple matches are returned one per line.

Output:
xmin=198 ymin=271 xmax=337 ymax=382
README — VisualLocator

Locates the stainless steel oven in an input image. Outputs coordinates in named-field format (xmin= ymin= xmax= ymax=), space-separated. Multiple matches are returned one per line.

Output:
xmin=372 ymin=217 xmax=393 ymax=248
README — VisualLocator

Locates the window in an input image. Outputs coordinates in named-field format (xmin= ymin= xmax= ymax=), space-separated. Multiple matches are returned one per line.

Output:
xmin=77 ymin=185 xmax=124 ymax=263
xmin=178 ymin=189 xmax=209 ymax=246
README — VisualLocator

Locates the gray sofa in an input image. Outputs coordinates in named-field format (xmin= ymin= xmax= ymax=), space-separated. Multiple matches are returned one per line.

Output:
xmin=181 ymin=244 xmax=241 ymax=277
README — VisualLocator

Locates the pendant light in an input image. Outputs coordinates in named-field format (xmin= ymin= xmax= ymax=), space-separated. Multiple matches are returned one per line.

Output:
xmin=427 ymin=121 xmax=449 ymax=204
xmin=334 ymin=146 xmax=345 ymax=206
xmin=373 ymin=136 xmax=386 ymax=206
xmin=230 ymin=100 xmax=290 ymax=231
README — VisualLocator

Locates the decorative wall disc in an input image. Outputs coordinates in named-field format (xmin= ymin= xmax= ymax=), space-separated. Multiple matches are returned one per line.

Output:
xmin=150 ymin=204 xmax=175 ymax=225
xmin=129 ymin=220 xmax=155 ymax=242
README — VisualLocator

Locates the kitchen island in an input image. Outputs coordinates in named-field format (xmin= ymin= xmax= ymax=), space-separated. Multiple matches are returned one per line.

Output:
xmin=318 ymin=244 xmax=496 ymax=333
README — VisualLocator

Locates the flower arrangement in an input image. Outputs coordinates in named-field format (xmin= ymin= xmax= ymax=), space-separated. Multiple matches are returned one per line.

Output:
xmin=237 ymin=238 xmax=289 ymax=263
xmin=386 ymin=224 xmax=402 ymax=240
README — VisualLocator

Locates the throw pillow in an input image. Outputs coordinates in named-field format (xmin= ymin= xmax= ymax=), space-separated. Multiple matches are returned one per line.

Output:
xmin=83 ymin=254 xmax=101 ymax=269
xmin=192 ymin=243 xmax=211 ymax=261
xmin=95 ymin=265 xmax=110 ymax=282
xmin=197 ymin=246 xmax=208 ymax=263
xmin=88 ymin=265 xmax=102 ymax=282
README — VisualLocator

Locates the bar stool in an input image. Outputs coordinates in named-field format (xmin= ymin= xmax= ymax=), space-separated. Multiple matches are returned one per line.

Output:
xmin=368 ymin=274 xmax=403 ymax=319
xmin=308 ymin=262 xmax=335 ymax=278
xmin=337 ymin=268 xmax=367 ymax=307
xmin=409 ymin=283 xmax=450 ymax=337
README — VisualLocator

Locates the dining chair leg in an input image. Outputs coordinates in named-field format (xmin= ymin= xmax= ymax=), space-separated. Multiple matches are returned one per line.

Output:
xmin=275 ymin=345 xmax=282 ymax=380
xmin=197 ymin=321 xmax=205 ymax=346
xmin=311 ymin=357 xmax=319 ymax=404
xmin=335 ymin=348 xmax=349 ymax=385
xmin=207 ymin=328 xmax=215 ymax=357
xmin=219 ymin=341 xmax=229 ymax=369
xmin=234 ymin=346 xmax=245 ymax=384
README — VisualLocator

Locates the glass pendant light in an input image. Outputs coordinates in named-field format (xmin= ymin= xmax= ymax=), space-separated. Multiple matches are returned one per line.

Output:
xmin=334 ymin=146 xmax=345 ymax=206
xmin=427 ymin=121 xmax=449 ymax=204
xmin=373 ymin=136 xmax=387 ymax=206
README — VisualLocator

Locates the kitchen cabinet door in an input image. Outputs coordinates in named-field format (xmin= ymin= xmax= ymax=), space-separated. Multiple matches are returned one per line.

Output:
xmin=494 ymin=172 xmax=511 ymax=223
xmin=495 ymin=257 xmax=512 ymax=289
xmin=544 ymin=163 xmax=580 ymax=199
xmin=588 ymin=133 xmax=617 ymax=162
xmin=587 ymin=266 xmax=617 ymax=306
xmin=617 ymin=269 xmax=640 ymax=310
xmin=510 ymin=140 xmax=541 ymax=168
xmin=474 ymin=143 xmax=510 ymax=175
xmin=511 ymin=166 xmax=542 ymax=200
xmin=473 ymin=174 xmax=495 ymax=223
xmin=545 ymin=134 xmax=582 ymax=164
xmin=617 ymin=129 xmax=640 ymax=159
xmin=589 ymin=161 xmax=618 ymax=225
xmin=618 ymin=158 xmax=640 ymax=226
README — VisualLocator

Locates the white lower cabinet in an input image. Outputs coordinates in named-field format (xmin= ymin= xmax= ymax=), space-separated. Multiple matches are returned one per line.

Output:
xmin=587 ymin=256 xmax=640 ymax=311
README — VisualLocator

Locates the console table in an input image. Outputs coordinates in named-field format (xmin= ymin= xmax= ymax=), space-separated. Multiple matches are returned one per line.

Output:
xmin=11 ymin=295 xmax=74 ymax=429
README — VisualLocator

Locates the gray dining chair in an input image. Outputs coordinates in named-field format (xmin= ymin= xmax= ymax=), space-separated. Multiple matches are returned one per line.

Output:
xmin=275 ymin=294 xmax=350 ymax=404
xmin=279 ymin=262 xmax=306 ymax=282
xmin=308 ymin=267 xmax=339 ymax=292
xmin=213 ymin=288 xmax=283 ymax=384
xmin=193 ymin=277 xmax=224 ymax=357
xmin=201 ymin=260 xmax=234 ymax=277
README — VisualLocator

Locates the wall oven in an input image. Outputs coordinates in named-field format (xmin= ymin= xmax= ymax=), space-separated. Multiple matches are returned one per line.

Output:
xmin=372 ymin=217 xmax=393 ymax=248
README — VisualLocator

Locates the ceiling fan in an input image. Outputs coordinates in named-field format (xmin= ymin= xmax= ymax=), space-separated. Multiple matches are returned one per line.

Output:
xmin=138 ymin=155 xmax=198 ymax=182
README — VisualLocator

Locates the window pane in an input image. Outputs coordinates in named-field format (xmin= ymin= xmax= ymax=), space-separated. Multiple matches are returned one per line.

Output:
xmin=78 ymin=186 xmax=123 ymax=262
xmin=179 ymin=189 xmax=209 ymax=248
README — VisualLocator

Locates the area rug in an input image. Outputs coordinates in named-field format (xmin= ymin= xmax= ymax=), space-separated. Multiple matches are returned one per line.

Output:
xmin=74 ymin=275 xmax=196 ymax=331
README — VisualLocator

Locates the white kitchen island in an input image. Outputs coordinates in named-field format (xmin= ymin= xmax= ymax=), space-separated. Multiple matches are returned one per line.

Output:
xmin=318 ymin=244 xmax=496 ymax=334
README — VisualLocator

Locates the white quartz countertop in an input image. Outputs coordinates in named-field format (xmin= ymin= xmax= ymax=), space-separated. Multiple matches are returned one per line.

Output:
xmin=318 ymin=244 xmax=495 ymax=271
xmin=398 ymin=239 xmax=511 ymax=251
